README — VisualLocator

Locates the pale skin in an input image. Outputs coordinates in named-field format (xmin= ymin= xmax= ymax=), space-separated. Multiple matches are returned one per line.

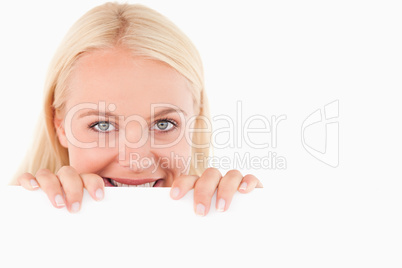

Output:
xmin=17 ymin=47 xmax=262 ymax=216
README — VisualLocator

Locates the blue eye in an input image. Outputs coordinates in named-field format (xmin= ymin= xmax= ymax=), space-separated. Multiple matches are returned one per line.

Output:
xmin=90 ymin=121 xmax=116 ymax=132
xmin=152 ymin=119 xmax=176 ymax=132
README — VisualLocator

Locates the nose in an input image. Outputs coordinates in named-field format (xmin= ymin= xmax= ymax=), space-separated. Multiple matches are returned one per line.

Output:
xmin=117 ymin=119 xmax=153 ymax=171
xmin=119 ymin=151 xmax=154 ymax=172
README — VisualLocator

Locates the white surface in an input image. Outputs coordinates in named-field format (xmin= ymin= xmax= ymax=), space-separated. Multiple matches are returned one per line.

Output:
xmin=0 ymin=184 xmax=401 ymax=268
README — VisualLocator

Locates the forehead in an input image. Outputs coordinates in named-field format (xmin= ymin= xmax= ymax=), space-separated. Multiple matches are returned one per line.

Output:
xmin=65 ymin=47 xmax=194 ymax=116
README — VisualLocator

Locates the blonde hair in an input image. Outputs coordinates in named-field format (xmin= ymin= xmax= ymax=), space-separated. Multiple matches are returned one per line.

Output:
xmin=10 ymin=2 xmax=210 ymax=184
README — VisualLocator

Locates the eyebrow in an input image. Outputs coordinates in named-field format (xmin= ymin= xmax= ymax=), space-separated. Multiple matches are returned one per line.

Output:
xmin=78 ymin=107 xmax=187 ymax=120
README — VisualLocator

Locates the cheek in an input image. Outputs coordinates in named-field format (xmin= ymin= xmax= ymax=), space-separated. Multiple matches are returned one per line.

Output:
xmin=68 ymin=121 xmax=98 ymax=144
xmin=66 ymin=122 xmax=116 ymax=173
xmin=155 ymin=134 xmax=192 ymax=174
xmin=67 ymin=146 xmax=114 ymax=174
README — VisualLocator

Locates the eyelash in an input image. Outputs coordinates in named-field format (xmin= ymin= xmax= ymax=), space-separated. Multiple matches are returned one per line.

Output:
xmin=154 ymin=117 xmax=178 ymax=133
xmin=87 ymin=121 xmax=117 ymax=133
xmin=87 ymin=118 xmax=178 ymax=134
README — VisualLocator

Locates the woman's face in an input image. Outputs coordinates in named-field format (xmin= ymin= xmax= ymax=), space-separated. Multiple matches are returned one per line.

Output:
xmin=54 ymin=47 xmax=196 ymax=187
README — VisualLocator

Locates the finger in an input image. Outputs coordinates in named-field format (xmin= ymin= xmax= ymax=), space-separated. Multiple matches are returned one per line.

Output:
xmin=238 ymin=174 xmax=263 ymax=193
xmin=170 ymin=175 xmax=199 ymax=200
xmin=35 ymin=169 xmax=66 ymax=209
xmin=81 ymin=173 xmax=105 ymax=201
xmin=17 ymin=172 xmax=39 ymax=190
xmin=193 ymin=168 xmax=222 ymax=216
xmin=216 ymin=170 xmax=244 ymax=212
xmin=57 ymin=166 xmax=84 ymax=213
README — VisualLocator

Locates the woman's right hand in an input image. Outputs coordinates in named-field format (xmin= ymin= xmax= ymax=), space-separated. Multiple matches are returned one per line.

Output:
xmin=17 ymin=166 xmax=105 ymax=213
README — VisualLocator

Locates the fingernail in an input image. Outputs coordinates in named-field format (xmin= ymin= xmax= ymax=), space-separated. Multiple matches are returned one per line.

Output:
xmin=30 ymin=179 xmax=39 ymax=189
xmin=95 ymin=188 xmax=104 ymax=201
xmin=217 ymin=198 xmax=226 ymax=212
xmin=196 ymin=203 xmax=205 ymax=216
xmin=55 ymin=194 xmax=65 ymax=207
xmin=239 ymin=182 xmax=248 ymax=191
xmin=71 ymin=202 xmax=80 ymax=213
xmin=170 ymin=187 xmax=180 ymax=199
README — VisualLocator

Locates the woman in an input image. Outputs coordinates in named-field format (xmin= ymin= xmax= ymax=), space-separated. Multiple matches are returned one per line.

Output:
xmin=10 ymin=2 xmax=262 ymax=216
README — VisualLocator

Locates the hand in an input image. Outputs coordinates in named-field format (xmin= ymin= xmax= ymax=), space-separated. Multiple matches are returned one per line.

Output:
xmin=17 ymin=167 xmax=105 ymax=213
xmin=169 ymin=167 xmax=263 ymax=216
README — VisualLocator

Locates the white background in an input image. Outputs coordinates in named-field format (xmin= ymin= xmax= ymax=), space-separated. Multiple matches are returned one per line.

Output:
xmin=0 ymin=0 xmax=401 ymax=182
xmin=0 ymin=0 xmax=401 ymax=267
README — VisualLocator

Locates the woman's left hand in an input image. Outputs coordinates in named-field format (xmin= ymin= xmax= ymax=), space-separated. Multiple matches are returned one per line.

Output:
xmin=170 ymin=167 xmax=263 ymax=216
